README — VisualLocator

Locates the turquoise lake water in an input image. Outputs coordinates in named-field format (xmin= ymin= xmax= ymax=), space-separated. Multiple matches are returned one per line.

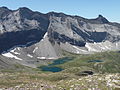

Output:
xmin=88 ymin=60 xmax=103 ymax=63
xmin=39 ymin=57 xmax=73 ymax=72
xmin=38 ymin=57 xmax=104 ymax=72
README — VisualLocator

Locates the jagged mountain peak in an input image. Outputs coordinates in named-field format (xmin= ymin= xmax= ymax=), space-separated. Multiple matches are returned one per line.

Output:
xmin=16 ymin=7 xmax=34 ymax=18
xmin=98 ymin=14 xmax=104 ymax=18
xmin=0 ymin=6 xmax=12 ymax=19
xmin=0 ymin=6 xmax=12 ymax=13
xmin=87 ymin=14 xmax=109 ymax=24
xmin=17 ymin=7 xmax=33 ymax=13
xmin=0 ymin=7 xmax=113 ymax=24
xmin=96 ymin=14 xmax=109 ymax=23
xmin=0 ymin=7 xmax=120 ymax=67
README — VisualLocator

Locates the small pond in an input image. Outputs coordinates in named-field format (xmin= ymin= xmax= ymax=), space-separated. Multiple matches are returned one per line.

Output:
xmin=88 ymin=60 xmax=103 ymax=63
xmin=40 ymin=66 xmax=63 ymax=72
xmin=38 ymin=57 xmax=73 ymax=72
xmin=48 ymin=57 xmax=73 ymax=66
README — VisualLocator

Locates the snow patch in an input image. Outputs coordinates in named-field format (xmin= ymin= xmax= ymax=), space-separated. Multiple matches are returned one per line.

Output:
xmin=10 ymin=48 xmax=16 ymax=52
xmin=37 ymin=57 xmax=56 ymax=59
xmin=17 ymin=47 xmax=20 ymax=51
xmin=33 ymin=47 xmax=38 ymax=53
xmin=2 ymin=52 xmax=22 ymax=60
xmin=41 ymin=32 xmax=48 ymax=42
xmin=85 ymin=43 xmax=98 ymax=52
xmin=10 ymin=48 xmax=20 ymax=55
xmin=73 ymin=46 xmax=87 ymax=53
xmin=43 ymin=32 xmax=48 ymax=39
xmin=37 ymin=57 xmax=46 ymax=59
xmin=85 ymin=41 xmax=119 ymax=52
xmin=27 ymin=54 xmax=33 ymax=58
xmin=13 ymin=52 xmax=20 ymax=55
xmin=104 ymin=46 xmax=110 ymax=49
xmin=47 ymin=57 xmax=57 ymax=59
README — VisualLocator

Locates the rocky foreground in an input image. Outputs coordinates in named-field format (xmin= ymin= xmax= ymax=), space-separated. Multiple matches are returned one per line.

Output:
xmin=0 ymin=73 xmax=120 ymax=90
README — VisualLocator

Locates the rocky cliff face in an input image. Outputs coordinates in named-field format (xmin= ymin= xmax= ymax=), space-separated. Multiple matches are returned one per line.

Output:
xmin=0 ymin=7 xmax=120 ymax=67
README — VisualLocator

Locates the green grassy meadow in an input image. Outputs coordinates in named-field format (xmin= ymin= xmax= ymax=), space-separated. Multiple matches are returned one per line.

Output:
xmin=0 ymin=51 xmax=120 ymax=89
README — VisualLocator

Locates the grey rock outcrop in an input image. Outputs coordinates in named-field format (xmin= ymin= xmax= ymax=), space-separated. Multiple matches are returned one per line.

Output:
xmin=0 ymin=7 xmax=120 ymax=67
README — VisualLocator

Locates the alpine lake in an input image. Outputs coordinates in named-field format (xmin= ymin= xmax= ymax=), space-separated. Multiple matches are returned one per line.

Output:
xmin=38 ymin=56 xmax=104 ymax=72
xmin=38 ymin=57 xmax=73 ymax=72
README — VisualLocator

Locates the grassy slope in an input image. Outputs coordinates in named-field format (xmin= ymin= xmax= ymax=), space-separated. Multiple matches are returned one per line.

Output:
xmin=57 ymin=51 xmax=120 ymax=74
xmin=0 ymin=51 xmax=120 ymax=89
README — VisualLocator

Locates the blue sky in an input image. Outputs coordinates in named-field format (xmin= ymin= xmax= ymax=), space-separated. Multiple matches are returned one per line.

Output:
xmin=0 ymin=0 xmax=120 ymax=22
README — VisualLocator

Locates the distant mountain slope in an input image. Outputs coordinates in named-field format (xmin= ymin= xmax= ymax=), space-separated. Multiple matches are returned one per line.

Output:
xmin=0 ymin=7 xmax=120 ymax=67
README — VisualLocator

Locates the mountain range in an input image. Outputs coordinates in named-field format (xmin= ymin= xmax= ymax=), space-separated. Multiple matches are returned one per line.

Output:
xmin=0 ymin=6 xmax=120 ymax=68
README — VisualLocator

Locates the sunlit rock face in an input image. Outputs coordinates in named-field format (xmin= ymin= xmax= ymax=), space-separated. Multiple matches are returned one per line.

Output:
xmin=0 ymin=7 xmax=120 ymax=67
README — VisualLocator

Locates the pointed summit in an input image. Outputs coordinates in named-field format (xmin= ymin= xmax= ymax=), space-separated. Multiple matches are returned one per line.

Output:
xmin=96 ymin=14 xmax=109 ymax=23
xmin=0 ymin=6 xmax=11 ymax=19
xmin=18 ymin=7 xmax=32 ymax=11
xmin=98 ymin=14 xmax=104 ymax=18
xmin=17 ymin=7 xmax=33 ymax=19
xmin=17 ymin=7 xmax=33 ymax=14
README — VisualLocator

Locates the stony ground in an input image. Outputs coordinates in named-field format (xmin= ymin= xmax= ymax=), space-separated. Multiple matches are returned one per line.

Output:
xmin=0 ymin=73 xmax=120 ymax=90
xmin=57 ymin=73 xmax=120 ymax=90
